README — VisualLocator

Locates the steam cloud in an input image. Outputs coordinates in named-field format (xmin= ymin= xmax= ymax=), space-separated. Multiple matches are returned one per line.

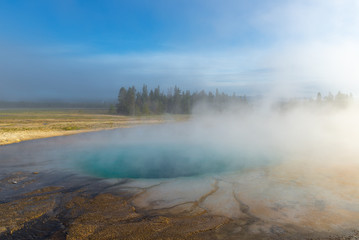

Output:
xmin=58 ymin=99 xmax=359 ymax=179
xmin=56 ymin=99 xmax=359 ymax=231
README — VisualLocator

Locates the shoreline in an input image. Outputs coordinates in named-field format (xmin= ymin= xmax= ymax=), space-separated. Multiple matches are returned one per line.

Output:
xmin=1 ymin=128 xmax=114 ymax=146
xmin=0 ymin=109 xmax=190 ymax=146
xmin=0 ymin=122 xmax=159 ymax=146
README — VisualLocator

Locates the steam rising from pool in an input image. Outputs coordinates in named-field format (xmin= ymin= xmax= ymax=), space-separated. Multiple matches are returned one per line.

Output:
xmin=55 ymin=102 xmax=359 ymax=182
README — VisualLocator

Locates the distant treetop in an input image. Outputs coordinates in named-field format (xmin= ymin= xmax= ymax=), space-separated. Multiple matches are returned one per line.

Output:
xmin=116 ymin=85 xmax=247 ymax=115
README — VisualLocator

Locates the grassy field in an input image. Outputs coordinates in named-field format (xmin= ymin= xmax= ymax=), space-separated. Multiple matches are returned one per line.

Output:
xmin=0 ymin=109 xmax=189 ymax=145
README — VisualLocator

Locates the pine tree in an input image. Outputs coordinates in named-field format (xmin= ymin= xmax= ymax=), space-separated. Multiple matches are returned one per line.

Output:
xmin=117 ymin=87 xmax=127 ymax=114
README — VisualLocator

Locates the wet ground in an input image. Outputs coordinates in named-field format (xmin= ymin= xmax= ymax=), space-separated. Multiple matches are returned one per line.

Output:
xmin=1 ymin=127 xmax=359 ymax=239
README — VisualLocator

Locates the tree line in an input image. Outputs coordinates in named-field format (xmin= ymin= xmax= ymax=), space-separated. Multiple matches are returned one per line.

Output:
xmin=114 ymin=85 xmax=354 ymax=115
xmin=315 ymin=91 xmax=353 ymax=106
xmin=115 ymin=85 xmax=248 ymax=115
xmin=277 ymin=91 xmax=354 ymax=111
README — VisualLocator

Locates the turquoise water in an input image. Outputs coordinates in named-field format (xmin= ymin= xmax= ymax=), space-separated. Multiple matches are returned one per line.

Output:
xmin=74 ymin=143 xmax=246 ymax=179
xmin=0 ymin=124 xmax=275 ymax=179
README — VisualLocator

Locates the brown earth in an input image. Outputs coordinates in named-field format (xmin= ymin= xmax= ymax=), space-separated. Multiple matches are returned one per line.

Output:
xmin=1 ymin=171 xmax=358 ymax=240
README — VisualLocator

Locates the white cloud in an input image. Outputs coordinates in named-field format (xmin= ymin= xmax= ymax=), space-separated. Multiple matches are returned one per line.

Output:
xmin=254 ymin=0 xmax=359 ymax=40
xmin=259 ymin=39 xmax=359 ymax=96
xmin=251 ymin=0 xmax=359 ymax=96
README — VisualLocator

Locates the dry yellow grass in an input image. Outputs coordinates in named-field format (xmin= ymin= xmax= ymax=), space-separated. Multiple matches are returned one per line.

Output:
xmin=0 ymin=109 xmax=188 ymax=145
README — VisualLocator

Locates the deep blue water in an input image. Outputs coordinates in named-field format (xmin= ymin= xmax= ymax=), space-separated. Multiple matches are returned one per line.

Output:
xmin=74 ymin=143 xmax=244 ymax=179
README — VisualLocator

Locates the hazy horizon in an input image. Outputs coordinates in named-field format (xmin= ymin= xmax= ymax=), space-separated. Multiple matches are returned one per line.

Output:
xmin=1 ymin=1 xmax=359 ymax=101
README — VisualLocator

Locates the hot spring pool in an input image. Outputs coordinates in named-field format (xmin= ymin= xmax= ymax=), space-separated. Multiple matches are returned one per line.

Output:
xmin=73 ymin=143 xmax=247 ymax=179
xmin=0 ymin=126 xmax=272 ymax=180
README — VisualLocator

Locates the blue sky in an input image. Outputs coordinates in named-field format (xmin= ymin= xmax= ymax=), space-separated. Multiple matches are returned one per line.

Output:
xmin=1 ymin=0 xmax=359 ymax=101
xmin=0 ymin=0 xmax=272 ymax=52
